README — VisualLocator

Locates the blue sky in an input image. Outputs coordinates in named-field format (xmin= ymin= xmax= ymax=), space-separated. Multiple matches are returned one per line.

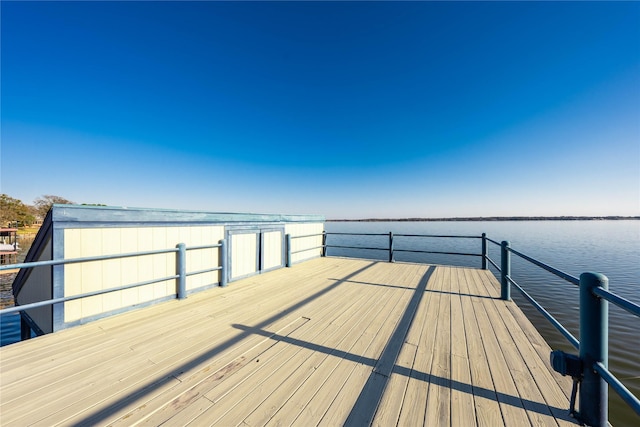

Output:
xmin=2 ymin=1 xmax=639 ymax=219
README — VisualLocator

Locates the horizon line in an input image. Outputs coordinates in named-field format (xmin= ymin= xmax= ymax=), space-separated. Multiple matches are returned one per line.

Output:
xmin=326 ymin=215 xmax=640 ymax=222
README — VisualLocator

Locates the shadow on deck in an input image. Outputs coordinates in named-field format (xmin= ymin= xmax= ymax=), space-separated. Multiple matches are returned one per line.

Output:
xmin=0 ymin=257 xmax=577 ymax=426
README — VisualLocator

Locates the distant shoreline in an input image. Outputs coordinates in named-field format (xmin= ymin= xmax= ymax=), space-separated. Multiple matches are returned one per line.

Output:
xmin=327 ymin=216 xmax=640 ymax=222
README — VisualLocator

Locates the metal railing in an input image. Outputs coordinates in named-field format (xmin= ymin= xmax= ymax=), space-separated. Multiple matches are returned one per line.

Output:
xmin=288 ymin=230 xmax=639 ymax=426
xmin=287 ymin=232 xmax=483 ymax=262
xmin=0 ymin=240 xmax=228 ymax=338
xmin=485 ymin=237 xmax=640 ymax=425
xmin=2 ymin=229 xmax=638 ymax=425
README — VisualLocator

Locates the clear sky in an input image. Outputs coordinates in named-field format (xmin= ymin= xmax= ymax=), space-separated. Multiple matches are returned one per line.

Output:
xmin=1 ymin=1 xmax=639 ymax=219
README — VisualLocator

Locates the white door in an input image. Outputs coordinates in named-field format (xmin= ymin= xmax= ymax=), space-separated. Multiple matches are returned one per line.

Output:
xmin=261 ymin=230 xmax=284 ymax=272
xmin=229 ymin=231 xmax=259 ymax=280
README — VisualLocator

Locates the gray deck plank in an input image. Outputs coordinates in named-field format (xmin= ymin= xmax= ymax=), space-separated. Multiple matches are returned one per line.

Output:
xmin=0 ymin=257 xmax=577 ymax=426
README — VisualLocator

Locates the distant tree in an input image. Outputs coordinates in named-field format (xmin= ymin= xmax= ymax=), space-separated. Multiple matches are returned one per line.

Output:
xmin=0 ymin=194 xmax=35 ymax=226
xmin=33 ymin=195 xmax=74 ymax=218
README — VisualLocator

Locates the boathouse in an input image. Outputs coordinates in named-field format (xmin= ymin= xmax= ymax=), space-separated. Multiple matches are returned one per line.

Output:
xmin=0 ymin=228 xmax=19 ymax=265
xmin=12 ymin=205 xmax=324 ymax=336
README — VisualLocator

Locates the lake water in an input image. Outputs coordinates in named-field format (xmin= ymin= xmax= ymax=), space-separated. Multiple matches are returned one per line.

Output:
xmin=1 ymin=221 xmax=637 ymax=424
xmin=0 ymin=234 xmax=35 ymax=346
xmin=325 ymin=220 xmax=639 ymax=426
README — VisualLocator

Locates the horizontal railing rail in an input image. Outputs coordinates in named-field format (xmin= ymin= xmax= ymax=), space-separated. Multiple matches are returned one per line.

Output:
xmin=508 ymin=246 xmax=580 ymax=286
xmin=489 ymin=239 xmax=639 ymax=425
xmin=328 ymin=244 xmax=386 ymax=251
xmin=394 ymin=233 xmax=480 ymax=239
xmin=506 ymin=275 xmax=580 ymax=350
xmin=0 ymin=247 xmax=179 ymax=271
xmin=2 ymin=227 xmax=637 ymax=424
xmin=592 ymin=286 xmax=640 ymax=317
xmin=0 ymin=274 xmax=180 ymax=316
xmin=0 ymin=240 xmax=228 ymax=333
xmin=314 ymin=230 xmax=638 ymax=424
xmin=322 ymin=231 xmax=483 ymax=264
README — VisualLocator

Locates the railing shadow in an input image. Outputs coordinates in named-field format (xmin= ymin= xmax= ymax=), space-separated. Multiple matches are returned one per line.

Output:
xmin=233 ymin=267 xmax=572 ymax=425
xmin=329 ymin=277 xmax=499 ymax=300
xmin=72 ymin=261 xmax=380 ymax=425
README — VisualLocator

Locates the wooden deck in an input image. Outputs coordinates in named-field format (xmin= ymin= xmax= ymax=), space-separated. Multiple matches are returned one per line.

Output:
xmin=0 ymin=257 xmax=578 ymax=426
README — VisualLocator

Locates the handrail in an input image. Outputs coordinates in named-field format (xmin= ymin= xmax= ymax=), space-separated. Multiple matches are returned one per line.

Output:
xmin=394 ymin=248 xmax=480 ymax=257
xmin=322 ymin=231 xmax=483 ymax=265
xmin=592 ymin=286 xmax=640 ymax=317
xmin=290 ymin=233 xmax=324 ymax=239
xmin=486 ymin=237 xmax=502 ymax=246
xmin=290 ymin=245 xmax=324 ymax=255
xmin=0 ymin=240 xmax=228 ymax=323
xmin=317 ymin=230 xmax=638 ymax=424
xmin=328 ymin=244 xmax=386 ymax=251
xmin=486 ymin=256 xmax=500 ymax=271
xmin=507 ymin=275 xmax=580 ymax=349
xmin=594 ymin=361 xmax=640 ymax=417
xmin=326 ymin=232 xmax=389 ymax=236
xmin=395 ymin=233 xmax=480 ymax=239
xmin=0 ymin=247 xmax=179 ymax=272
xmin=490 ymin=240 xmax=639 ymax=425
xmin=0 ymin=274 xmax=179 ymax=315
xmin=507 ymin=246 xmax=580 ymax=286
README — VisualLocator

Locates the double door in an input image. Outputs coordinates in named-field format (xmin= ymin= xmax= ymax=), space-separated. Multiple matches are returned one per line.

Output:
xmin=227 ymin=227 xmax=285 ymax=282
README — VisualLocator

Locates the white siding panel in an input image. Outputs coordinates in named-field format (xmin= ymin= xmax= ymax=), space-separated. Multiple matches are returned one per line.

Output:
xmin=262 ymin=231 xmax=283 ymax=271
xmin=62 ymin=225 xmax=224 ymax=324
xmin=137 ymin=227 xmax=155 ymax=304
xmin=101 ymin=228 xmax=123 ymax=313
xmin=231 ymin=233 xmax=258 ymax=279
xmin=63 ymin=229 xmax=83 ymax=322
xmin=120 ymin=228 xmax=141 ymax=309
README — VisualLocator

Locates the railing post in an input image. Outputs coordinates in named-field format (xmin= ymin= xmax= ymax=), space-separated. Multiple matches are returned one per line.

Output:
xmin=176 ymin=243 xmax=186 ymax=299
xmin=579 ymin=272 xmax=608 ymax=426
xmin=219 ymin=239 xmax=228 ymax=287
xmin=500 ymin=241 xmax=511 ymax=301
xmin=286 ymin=234 xmax=292 ymax=267
xmin=389 ymin=232 xmax=394 ymax=263
xmin=322 ymin=231 xmax=327 ymax=257
xmin=481 ymin=233 xmax=487 ymax=270
xmin=20 ymin=315 xmax=31 ymax=341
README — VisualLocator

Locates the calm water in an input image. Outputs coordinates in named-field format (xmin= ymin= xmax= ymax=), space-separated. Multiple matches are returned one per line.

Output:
xmin=1 ymin=222 xmax=637 ymax=424
xmin=325 ymin=220 xmax=639 ymax=426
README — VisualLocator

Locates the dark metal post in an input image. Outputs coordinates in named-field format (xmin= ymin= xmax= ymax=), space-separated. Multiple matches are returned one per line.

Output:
xmin=20 ymin=315 xmax=31 ymax=341
xmin=500 ymin=241 xmax=511 ymax=301
xmin=286 ymin=234 xmax=292 ymax=267
xmin=389 ymin=232 xmax=394 ymax=263
xmin=220 ymin=239 xmax=228 ymax=287
xmin=481 ymin=233 xmax=487 ymax=270
xmin=579 ymin=272 xmax=608 ymax=426
xmin=176 ymin=243 xmax=186 ymax=299
xmin=321 ymin=231 xmax=327 ymax=257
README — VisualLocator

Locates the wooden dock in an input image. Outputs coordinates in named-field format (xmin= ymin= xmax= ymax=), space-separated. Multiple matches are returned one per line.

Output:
xmin=0 ymin=257 xmax=578 ymax=426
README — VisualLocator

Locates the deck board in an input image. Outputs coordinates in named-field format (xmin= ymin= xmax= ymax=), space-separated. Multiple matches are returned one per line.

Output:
xmin=0 ymin=257 xmax=577 ymax=426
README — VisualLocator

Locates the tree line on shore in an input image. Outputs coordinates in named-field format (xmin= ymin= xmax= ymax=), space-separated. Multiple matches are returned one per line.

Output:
xmin=0 ymin=194 xmax=74 ymax=227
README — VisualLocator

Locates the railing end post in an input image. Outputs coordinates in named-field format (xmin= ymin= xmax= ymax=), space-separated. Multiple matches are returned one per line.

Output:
xmin=176 ymin=243 xmax=187 ymax=299
xmin=322 ymin=231 xmax=327 ymax=257
xmin=578 ymin=271 xmax=608 ymax=426
xmin=389 ymin=231 xmax=394 ymax=263
xmin=219 ymin=239 xmax=228 ymax=287
xmin=20 ymin=314 xmax=31 ymax=341
xmin=500 ymin=240 xmax=511 ymax=301
xmin=481 ymin=233 xmax=487 ymax=270
xmin=286 ymin=234 xmax=292 ymax=267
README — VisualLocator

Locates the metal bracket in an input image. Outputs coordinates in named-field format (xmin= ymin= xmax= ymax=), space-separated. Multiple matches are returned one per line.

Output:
xmin=550 ymin=350 xmax=584 ymax=418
